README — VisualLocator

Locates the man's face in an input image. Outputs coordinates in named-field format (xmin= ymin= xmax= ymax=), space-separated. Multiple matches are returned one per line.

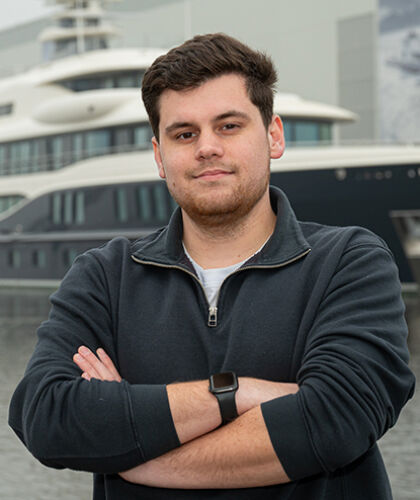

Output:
xmin=152 ymin=73 xmax=285 ymax=224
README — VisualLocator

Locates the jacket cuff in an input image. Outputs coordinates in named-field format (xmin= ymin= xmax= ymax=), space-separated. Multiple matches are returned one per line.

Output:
xmin=261 ymin=393 xmax=321 ymax=480
xmin=127 ymin=383 xmax=180 ymax=461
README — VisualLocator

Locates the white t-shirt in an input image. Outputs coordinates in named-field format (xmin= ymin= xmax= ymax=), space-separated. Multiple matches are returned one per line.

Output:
xmin=183 ymin=241 xmax=268 ymax=307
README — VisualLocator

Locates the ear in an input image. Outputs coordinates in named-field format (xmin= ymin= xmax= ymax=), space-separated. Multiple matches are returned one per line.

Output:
xmin=152 ymin=137 xmax=166 ymax=179
xmin=268 ymin=115 xmax=285 ymax=160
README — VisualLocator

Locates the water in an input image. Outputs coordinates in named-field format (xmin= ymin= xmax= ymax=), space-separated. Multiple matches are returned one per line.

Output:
xmin=0 ymin=288 xmax=419 ymax=500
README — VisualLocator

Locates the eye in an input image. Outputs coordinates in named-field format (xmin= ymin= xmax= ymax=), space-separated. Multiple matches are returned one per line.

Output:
xmin=223 ymin=123 xmax=238 ymax=130
xmin=176 ymin=131 xmax=196 ymax=140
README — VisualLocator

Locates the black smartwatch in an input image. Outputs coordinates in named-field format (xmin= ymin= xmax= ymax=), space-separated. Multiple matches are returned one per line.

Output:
xmin=209 ymin=371 xmax=239 ymax=425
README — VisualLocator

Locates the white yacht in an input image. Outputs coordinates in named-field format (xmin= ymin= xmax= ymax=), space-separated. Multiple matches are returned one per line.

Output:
xmin=1 ymin=0 xmax=420 ymax=287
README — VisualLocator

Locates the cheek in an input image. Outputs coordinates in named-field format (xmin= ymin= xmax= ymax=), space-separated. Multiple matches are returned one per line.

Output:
xmin=161 ymin=150 xmax=190 ymax=179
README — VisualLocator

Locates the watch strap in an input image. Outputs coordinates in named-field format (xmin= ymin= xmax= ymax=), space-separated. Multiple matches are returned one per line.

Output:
xmin=214 ymin=390 xmax=238 ymax=424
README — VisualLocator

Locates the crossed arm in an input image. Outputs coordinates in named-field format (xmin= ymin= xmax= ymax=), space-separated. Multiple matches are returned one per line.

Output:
xmin=73 ymin=346 xmax=298 ymax=488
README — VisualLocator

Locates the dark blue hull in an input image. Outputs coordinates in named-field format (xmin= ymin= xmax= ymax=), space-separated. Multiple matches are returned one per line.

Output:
xmin=0 ymin=162 xmax=418 ymax=283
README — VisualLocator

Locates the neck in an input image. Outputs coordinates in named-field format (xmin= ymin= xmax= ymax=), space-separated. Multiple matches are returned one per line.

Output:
xmin=182 ymin=190 xmax=276 ymax=268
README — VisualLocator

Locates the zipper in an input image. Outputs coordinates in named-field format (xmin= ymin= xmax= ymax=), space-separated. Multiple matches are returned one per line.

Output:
xmin=131 ymin=248 xmax=311 ymax=328
xmin=208 ymin=306 xmax=218 ymax=327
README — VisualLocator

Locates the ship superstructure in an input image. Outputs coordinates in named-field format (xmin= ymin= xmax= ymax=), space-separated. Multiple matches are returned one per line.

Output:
xmin=1 ymin=0 xmax=420 ymax=286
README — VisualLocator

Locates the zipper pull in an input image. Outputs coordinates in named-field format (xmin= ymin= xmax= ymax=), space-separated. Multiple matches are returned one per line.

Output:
xmin=208 ymin=306 xmax=218 ymax=327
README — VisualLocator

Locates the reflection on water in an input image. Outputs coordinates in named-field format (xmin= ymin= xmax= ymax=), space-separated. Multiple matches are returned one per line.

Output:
xmin=0 ymin=289 xmax=419 ymax=500
xmin=0 ymin=289 xmax=91 ymax=500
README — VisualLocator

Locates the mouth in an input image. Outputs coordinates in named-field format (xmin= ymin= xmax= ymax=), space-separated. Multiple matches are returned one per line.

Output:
xmin=194 ymin=169 xmax=233 ymax=181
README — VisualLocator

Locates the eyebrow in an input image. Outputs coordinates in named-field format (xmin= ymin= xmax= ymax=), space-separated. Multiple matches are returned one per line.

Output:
xmin=164 ymin=110 xmax=250 ymax=135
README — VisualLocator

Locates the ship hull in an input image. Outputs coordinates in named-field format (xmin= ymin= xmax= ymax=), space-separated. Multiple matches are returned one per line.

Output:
xmin=0 ymin=160 xmax=418 ymax=285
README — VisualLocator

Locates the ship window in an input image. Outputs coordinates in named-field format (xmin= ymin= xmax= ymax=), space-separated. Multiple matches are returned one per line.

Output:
xmin=64 ymin=192 xmax=74 ymax=224
xmin=283 ymin=121 xmax=293 ymax=144
xmin=86 ymin=130 xmax=110 ymax=157
xmin=117 ymin=75 xmax=136 ymax=88
xmin=115 ymin=127 xmax=132 ymax=152
xmin=57 ymin=71 xmax=145 ymax=92
xmin=85 ymin=37 xmax=108 ymax=52
xmin=73 ymin=133 xmax=84 ymax=162
xmin=59 ymin=18 xmax=75 ymax=28
xmin=0 ymin=123 xmax=153 ymax=177
xmin=9 ymin=143 xmax=20 ymax=174
xmin=295 ymin=122 xmax=318 ymax=144
xmin=62 ymin=135 xmax=73 ymax=166
xmin=0 ymin=103 xmax=13 ymax=116
xmin=0 ymin=195 xmax=24 ymax=213
xmin=85 ymin=18 xmax=99 ymax=27
xmin=32 ymin=249 xmax=47 ymax=268
xmin=73 ymin=78 xmax=96 ymax=92
xmin=51 ymin=136 xmax=65 ymax=170
xmin=33 ymin=138 xmax=48 ymax=172
xmin=52 ymin=193 xmax=62 ymax=224
xmin=56 ymin=38 xmax=78 ymax=59
xmin=137 ymin=186 xmax=152 ymax=222
xmin=20 ymin=141 xmax=32 ymax=173
xmin=63 ymin=248 xmax=79 ymax=267
xmin=75 ymin=191 xmax=85 ymax=225
xmin=153 ymin=184 xmax=168 ymax=222
xmin=115 ymin=188 xmax=128 ymax=222
xmin=103 ymin=77 xmax=114 ymax=88
xmin=6 ymin=141 xmax=33 ymax=174
xmin=8 ymin=249 xmax=21 ymax=269
xmin=281 ymin=120 xmax=332 ymax=145
xmin=319 ymin=123 xmax=332 ymax=142
xmin=0 ymin=144 xmax=7 ymax=175
xmin=134 ymin=126 xmax=151 ymax=149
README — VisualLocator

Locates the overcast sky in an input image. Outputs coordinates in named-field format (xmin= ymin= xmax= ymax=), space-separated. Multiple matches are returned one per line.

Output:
xmin=0 ymin=1 xmax=59 ymax=31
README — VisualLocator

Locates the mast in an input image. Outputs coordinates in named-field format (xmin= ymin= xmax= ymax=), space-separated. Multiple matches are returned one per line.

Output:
xmin=39 ymin=0 xmax=121 ymax=62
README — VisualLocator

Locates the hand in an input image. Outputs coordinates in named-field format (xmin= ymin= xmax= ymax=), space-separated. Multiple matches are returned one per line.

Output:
xmin=73 ymin=346 xmax=122 ymax=382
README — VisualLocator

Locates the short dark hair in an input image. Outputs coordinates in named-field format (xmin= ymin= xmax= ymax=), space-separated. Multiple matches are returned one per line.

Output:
xmin=141 ymin=33 xmax=277 ymax=141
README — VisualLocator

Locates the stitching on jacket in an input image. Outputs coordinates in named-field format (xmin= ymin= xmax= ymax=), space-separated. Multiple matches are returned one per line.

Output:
xmin=341 ymin=242 xmax=394 ymax=260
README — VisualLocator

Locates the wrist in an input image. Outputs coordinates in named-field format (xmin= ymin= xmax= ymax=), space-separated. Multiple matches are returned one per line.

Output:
xmin=236 ymin=377 xmax=259 ymax=414
xmin=209 ymin=372 xmax=239 ymax=425
xmin=167 ymin=380 xmax=222 ymax=443
xmin=236 ymin=378 xmax=299 ymax=414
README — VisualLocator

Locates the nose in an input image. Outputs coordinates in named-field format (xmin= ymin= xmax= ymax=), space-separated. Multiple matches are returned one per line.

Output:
xmin=194 ymin=130 xmax=224 ymax=161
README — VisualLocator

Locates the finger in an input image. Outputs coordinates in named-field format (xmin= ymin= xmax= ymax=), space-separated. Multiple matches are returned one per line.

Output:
xmin=73 ymin=352 xmax=101 ymax=380
xmin=77 ymin=345 xmax=114 ymax=381
xmin=81 ymin=372 xmax=91 ymax=381
xmin=96 ymin=348 xmax=122 ymax=382
xmin=77 ymin=345 xmax=111 ymax=380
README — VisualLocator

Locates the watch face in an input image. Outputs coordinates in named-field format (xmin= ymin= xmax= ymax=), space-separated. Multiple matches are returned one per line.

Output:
xmin=211 ymin=372 xmax=237 ymax=391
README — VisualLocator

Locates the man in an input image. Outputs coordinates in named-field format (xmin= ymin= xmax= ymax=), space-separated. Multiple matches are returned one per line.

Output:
xmin=9 ymin=33 xmax=415 ymax=499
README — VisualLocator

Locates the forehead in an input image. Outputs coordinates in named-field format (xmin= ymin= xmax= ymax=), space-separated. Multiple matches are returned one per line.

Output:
xmin=158 ymin=74 xmax=259 ymax=126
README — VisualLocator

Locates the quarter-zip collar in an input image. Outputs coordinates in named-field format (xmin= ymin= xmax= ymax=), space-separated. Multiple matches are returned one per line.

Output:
xmin=131 ymin=186 xmax=310 ymax=267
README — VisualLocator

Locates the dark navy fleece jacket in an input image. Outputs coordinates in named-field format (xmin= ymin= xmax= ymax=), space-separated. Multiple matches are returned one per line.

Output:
xmin=9 ymin=187 xmax=415 ymax=499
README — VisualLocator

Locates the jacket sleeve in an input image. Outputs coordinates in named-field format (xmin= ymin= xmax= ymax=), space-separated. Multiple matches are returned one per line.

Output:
xmin=8 ymin=246 xmax=180 ymax=474
xmin=261 ymin=236 xmax=416 ymax=480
